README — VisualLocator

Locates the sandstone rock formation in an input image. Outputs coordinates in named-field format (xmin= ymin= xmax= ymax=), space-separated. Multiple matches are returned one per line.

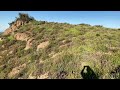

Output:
xmin=24 ymin=38 xmax=35 ymax=50
xmin=3 ymin=20 xmax=24 ymax=35
xmin=8 ymin=63 xmax=26 ymax=78
xmin=36 ymin=41 xmax=50 ymax=51
xmin=14 ymin=33 xmax=30 ymax=41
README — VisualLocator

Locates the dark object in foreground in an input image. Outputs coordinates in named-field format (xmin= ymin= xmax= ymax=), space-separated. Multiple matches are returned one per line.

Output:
xmin=81 ymin=66 xmax=98 ymax=79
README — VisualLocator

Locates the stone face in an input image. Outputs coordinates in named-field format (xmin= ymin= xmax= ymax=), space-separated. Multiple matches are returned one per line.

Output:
xmin=36 ymin=41 xmax=50 ymax=51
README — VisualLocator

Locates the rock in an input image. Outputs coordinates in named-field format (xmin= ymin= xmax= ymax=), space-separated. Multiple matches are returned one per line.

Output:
xmin=28 ymin=73 xmax=36 ymax=79
xmin=36 ymin=41 xmax=50 ymax=51
xmin=49 ymin=51 xmax=55 ymax=57
xmin=9 ymin=51 xmax=13 ymax=54
xmin=14 ymin=33 xmax=29 ymax=41
xmin=61 ymin=40 xmax=66 ymax=43
xmin=24 ymin=38 xmax=34 ymax=50
xmin=11 ymin=24 xmax=18 ymax=31
xmin=3 ymin=20 xmax=24 ymax=35
xmin=8 ymin=63 xmax=26 ymax=78
xmin=18 ymin=77 xmax=24 ymax=79
xmin=39 ymin=60 xmax=44 ymax=64
xmin=3 ymin=28 xmax=12 ymax=35
xmin=16 ymin=20 xmax=24 ymax=27
xmin=1 ymin=50 xmax=7 ymax=54
xmin=59 ymin=44 xmax=70 ymax=48
xmin=2 ymin=45 xmax=5 ymax=48
xmin=37 ymin=72 xmax=49 ymax=79
xmin=51 ymin=52 xmax=62 ymax=59
xmin=59 ymin=40 xmax=72 ymax=49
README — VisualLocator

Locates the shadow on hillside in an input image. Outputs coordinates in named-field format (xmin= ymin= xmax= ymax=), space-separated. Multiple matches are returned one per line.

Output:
xmin=81 ymin=66 xmax=98 ymax=79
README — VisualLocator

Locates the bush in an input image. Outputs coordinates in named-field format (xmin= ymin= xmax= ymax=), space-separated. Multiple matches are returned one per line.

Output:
xmin=79 ymin=23 xmax=91 ymax=26
xmin=0 ymin=41 xmax=3 ymax=45
xmin=39 ymin=21 xmax=46 ymax=24
xmin=94 ymin=25 xmax=103 ymax=27
xmin=17 ymin=13 xmax=35 ymax=23
xmin=7 ymin=35 xmax=15 ymax=41
xmin=96 ymin=34 xmax=100 ymax=36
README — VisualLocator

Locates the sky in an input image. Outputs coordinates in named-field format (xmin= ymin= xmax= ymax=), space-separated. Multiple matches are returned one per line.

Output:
xmin=0 ymin=11 xmax=120 ymax=32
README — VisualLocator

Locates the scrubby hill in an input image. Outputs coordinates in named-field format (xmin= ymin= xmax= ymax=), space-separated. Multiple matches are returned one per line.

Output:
xmin=0 ymin=13 xmax=120 ymax=79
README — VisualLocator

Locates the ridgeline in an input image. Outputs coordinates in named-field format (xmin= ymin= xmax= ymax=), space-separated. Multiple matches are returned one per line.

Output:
xmin=0 ymin=13 xmax=120 ymax=79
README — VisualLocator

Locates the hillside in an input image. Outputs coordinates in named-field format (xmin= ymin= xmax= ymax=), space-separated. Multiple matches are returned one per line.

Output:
xmin=0 ymin=13 xmax=120 ymax=79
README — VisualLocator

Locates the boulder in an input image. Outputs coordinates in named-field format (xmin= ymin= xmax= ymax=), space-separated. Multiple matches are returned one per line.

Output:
xmin=8 ymin=63 xmax=26 ymax=78
xmin=24 ymin=38 xmax=34 ymax=50
xmin=36 ymin=41 xmax=50 ymax=51
xmin=14 ymin=33 xmax=29 ymax=41
xmin=3 ymin=20 xmax=24 ymax=36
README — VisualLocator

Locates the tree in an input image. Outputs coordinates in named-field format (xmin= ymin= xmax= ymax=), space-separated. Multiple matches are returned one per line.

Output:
xmin=17 ymin=13 xmax=35 ymax=23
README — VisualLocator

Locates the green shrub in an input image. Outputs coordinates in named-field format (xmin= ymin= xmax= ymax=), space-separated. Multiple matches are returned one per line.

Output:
xmin=0 ymin=41 xmax=3 ymax=45
xmin=96 ymin=34 xmax=100 ymax=36
xmin=94 ymin=25 xmax=103 ymax=27
xmin=7 ymin=35 xmax=15 ymax=41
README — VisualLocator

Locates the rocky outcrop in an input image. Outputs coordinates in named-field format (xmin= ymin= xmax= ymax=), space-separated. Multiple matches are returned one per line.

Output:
xmin=8 ymin=63 xmax=26 ymax=78
xmin=14 ymin=33 xmax=35 ymax=50
xmin=15 ymin=20 xmax=24 ymax=28
xmin=14 ymin=33 xmax=30 ymax=41
xmin=36 ymin=41 xmax=50 ymax=51
xmin=3 ymin=20 xmax=24 ymax=35
xmin=24 ymin=38 xmax=35 ymax=50
xmin=59 ymin=40 xmax=72 ymax=48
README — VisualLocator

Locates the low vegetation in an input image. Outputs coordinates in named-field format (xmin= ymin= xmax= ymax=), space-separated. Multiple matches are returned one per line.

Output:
xmin=0 ymin=13 xmax=120 ymax=79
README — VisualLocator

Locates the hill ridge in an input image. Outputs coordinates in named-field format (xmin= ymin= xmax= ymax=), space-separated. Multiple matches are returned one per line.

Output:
xmin=0 ymin=13 xmax=120 ymax=79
